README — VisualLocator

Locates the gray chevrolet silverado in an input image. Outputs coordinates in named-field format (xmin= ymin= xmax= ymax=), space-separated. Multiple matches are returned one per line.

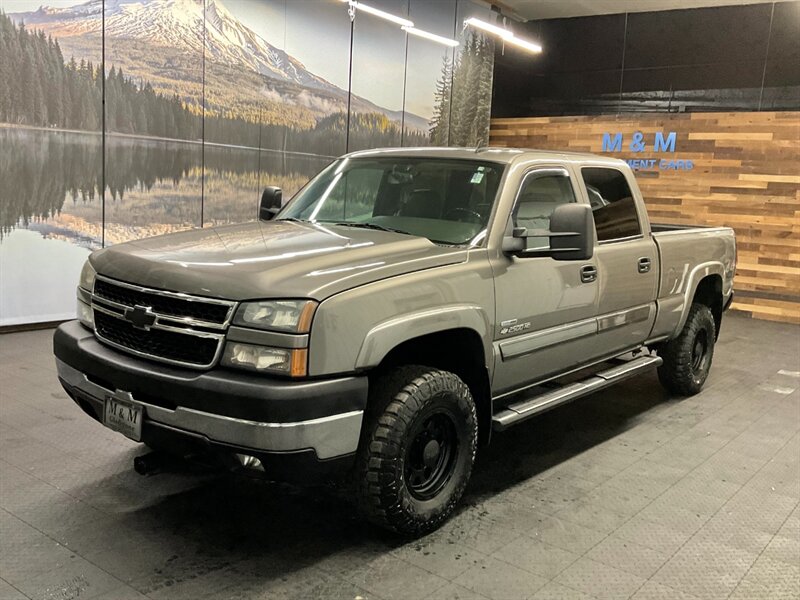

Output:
xmin=54 ymin=147 xmax=736 ymax=535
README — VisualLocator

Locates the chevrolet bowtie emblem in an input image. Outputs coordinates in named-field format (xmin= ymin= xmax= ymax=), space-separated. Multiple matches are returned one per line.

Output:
xmin=124 ymin=305 xmax=157 ymax=331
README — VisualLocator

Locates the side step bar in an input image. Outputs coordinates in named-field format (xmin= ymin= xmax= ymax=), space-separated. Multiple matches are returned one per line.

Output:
xmin=492 ymin=354 xmax=663 ymax=432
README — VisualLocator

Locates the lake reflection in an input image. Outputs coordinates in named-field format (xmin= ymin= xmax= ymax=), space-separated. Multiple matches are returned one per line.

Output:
xmin=0 ymin=127 xmax=331 ymax=245
xmin=0 ymin=127 xmax=331 ymax=324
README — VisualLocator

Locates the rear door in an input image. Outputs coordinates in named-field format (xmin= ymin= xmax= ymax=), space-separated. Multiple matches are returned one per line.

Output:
xmin=579 ymin=166 xmax=658 ymax=355
xmin=490 ymin=166 xmax=599 ymax=396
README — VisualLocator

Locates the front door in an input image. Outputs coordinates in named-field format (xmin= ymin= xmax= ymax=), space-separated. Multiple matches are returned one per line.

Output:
xmin=490 ymin=166 xmax=599 ymax=397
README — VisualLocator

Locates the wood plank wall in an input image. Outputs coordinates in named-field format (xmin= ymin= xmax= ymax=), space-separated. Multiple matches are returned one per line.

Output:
xmin=489 ymin=112 xmax=800 ymax=324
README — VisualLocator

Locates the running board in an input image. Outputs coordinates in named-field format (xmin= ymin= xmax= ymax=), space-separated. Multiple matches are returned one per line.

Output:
xmin=492 ymin=355 xmax=663 ymax=432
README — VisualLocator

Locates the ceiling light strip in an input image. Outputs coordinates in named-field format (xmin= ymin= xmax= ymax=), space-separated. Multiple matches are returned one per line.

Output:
xmin=464 ymin=17 xmax=513 ymax=39
xmin=463 ymin=17 xmax=542 ymax=53
xmin=505 ymin=36 xmax=542 ymax=53
xmin=402 ymin=26 xmax=460 ymax=47
xmin=347 ymin=0 xmax=414 ymax=28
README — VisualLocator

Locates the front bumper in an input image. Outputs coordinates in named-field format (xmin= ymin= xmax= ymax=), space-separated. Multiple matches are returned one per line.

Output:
xmin=54 ymin=321 xmax=368 ymax=475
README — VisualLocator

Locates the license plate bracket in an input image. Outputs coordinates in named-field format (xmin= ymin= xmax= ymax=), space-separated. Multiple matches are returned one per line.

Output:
xmin=104 ymin=392 xmax=143 ymax=442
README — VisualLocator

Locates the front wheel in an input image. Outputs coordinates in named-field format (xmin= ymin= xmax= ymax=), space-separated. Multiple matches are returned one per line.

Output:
xmin=657 ymin=302 xmax=717 ymax=396
xmin=355 ymin=366 xmax=477 ymax=536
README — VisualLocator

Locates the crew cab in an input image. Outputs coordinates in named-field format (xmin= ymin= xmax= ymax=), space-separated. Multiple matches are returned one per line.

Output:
xmin=53 ymin=147 xmax=736 ymax=535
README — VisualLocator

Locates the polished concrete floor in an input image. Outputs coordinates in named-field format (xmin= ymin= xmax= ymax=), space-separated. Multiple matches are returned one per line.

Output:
xmin=1 ymin=313 xmax=798 ymax=600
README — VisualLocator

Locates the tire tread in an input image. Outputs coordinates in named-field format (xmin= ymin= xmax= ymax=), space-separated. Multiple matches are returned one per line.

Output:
xmin=658 ymin=303 xmax=716 ymax=396
xmin=355 ymin=366 xmax=477 ymax=536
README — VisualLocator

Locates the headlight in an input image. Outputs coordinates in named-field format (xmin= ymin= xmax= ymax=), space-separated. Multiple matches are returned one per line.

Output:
xmin=76 ymin=298 xmax=94 ymax=329
xmin=233 ymin=299 xmax=317 ymax=333
xmin=222 ymin=342 xmax=308 ymax=377
xmin=79 ymin=260 xmax=96 ymax=292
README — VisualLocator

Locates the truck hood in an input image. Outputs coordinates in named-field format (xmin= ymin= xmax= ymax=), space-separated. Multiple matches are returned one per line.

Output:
xmin=90 ymin=220 xmax=468 ymax=300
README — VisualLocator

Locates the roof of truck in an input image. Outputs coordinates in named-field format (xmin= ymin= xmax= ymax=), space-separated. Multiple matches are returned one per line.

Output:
xmin=344 ymin=146 xmax=625 ymax=165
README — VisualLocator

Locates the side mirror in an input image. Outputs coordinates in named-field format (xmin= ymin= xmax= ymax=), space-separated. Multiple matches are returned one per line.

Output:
xmin=259 ymin=186 xmax=283 ymax=221
xmin=549 ymin=203 xmax=595 ymax=260
xmin=502 ymin=203 xmax=595 ymax=261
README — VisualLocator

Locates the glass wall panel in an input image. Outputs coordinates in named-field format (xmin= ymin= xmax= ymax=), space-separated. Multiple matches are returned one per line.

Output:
xmin=202 ymin=0 xmax=286 ymax=226
xmin=451 ymin=0 xmax=496 ymax=147
xmin=1 ymin=0 xmax=103 ymax=325
xmin=103 ymin=0 xmax=203 ymax=243
xmin=348 ymin=0 xmax=408 ymax=151
xmin=284 ymin=0 xmax=350 ymax=159
xmin=762 ymin=1 xmax=800 ymax=110
xmin=404 ymin=0 xmax=457 ymax=147
xmin=491 ymin=2 xmax=799 ymax=116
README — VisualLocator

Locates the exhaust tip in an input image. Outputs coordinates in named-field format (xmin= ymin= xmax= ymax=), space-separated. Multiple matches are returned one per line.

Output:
xmin=133 ymin=452 xmax=166 ymax=476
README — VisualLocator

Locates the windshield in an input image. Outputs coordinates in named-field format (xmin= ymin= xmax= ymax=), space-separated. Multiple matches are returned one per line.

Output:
xmin=277 ymin=157 xmax=505 ymax=245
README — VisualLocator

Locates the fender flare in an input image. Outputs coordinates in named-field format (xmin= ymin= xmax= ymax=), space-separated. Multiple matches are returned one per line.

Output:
xmin=674 ymin=261 xmax=725 ymax=334
xmin=354 ymin=304 xmax=491 ymax=370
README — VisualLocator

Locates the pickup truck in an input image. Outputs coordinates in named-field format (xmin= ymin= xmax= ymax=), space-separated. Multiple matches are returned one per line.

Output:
xmin=53 ymin=147 xmax=736 ymax=535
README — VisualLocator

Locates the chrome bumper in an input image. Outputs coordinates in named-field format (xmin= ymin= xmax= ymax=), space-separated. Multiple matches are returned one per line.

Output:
xmin=56 ymin=359 xmax=363 ymax=460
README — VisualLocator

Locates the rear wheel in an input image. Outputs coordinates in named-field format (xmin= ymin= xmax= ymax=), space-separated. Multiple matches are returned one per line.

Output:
xmin=658 ymin=302 xmax=716 ymax=396
xmin=355 ymin=366 xmax=477 ymax=536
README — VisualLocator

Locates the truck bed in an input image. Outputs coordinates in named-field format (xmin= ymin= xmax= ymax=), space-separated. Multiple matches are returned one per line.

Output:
xmin=648 ymin=223 xmax=736 ymax=340
xmin=652 ymin=223 xmax=736 ymax=297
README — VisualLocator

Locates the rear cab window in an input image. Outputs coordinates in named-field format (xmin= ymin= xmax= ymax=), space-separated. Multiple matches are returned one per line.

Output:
xmin=581 ymin=167 xmax=642 ymax=242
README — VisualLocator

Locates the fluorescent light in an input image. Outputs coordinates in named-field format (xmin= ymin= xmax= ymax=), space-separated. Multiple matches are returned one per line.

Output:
xmin=506 ymin=36 xmax=542 ymax=53
xmin=463 ymin=16 xmax=542 ymax=54
xmin=402 ymin=26 xmax=460 ymax=47
xmin=341 ymin=0 xmax=458 ymax=46
xmin=464 ymin=17 xmax=512 ymax=40
xmin=349 ymin=1 xmax=414 ymax=28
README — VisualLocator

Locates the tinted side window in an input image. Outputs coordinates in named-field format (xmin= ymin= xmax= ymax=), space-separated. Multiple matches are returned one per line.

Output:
xmin=516 ymin=174 xmax=576 ymax=230
xmin=582 ymin=168 xmax=641 ymax=242
xmin=514 ymin=171 xmax=576 ymax=249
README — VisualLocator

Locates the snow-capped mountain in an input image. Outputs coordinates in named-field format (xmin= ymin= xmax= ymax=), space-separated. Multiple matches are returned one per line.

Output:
xmin=9 ymin=0 xmax=429 ymax=130
xmin=12 ymin=0 xmax=337 ymax=92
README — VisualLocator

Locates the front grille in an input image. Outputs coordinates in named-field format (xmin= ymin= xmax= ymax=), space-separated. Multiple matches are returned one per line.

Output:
xmin=94 ymin=278 xmax=231 ymax=325
xmin=90 ymin=276 xmax=235 ymax=369
xmin=95 ymin=311 xmax=220 ymax=367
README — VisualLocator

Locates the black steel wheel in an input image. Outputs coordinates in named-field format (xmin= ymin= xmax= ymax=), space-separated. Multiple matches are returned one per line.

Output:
xmin=355 ymin=366 xmax=477 ymax=536
xmin=658 ymin=302 xmax=716 ymax=396
xmin=691 ymin=329 xmax=709 ymax=374
xmin=405 ymin=410 xmax=459 ymax=501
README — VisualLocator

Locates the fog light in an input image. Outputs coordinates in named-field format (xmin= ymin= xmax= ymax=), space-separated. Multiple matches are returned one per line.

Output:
xmin=224 ymin=343 xmax=290 ymax=371
xmin=77 ymin=299 xmax=93 ymax=329
xmin=222 ymin=342 xmax=307 ymax=377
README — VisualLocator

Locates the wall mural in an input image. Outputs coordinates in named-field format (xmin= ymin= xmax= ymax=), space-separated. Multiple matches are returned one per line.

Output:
xmin=0 ymin=0 xmax=496 ymax=326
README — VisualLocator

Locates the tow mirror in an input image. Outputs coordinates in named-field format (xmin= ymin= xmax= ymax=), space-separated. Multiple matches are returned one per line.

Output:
xmin=502 ymin=204 xmax=595 ymax=261
xmin=259 ymin=186 xmax=282 ymax=221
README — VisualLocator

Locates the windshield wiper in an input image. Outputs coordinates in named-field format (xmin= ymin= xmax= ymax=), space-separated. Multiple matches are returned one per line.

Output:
xmin=325 ymin=222 xmax=414 ymax=237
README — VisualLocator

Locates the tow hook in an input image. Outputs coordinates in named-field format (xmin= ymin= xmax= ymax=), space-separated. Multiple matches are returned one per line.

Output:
xmin=133 ymin=452 xmax=169 ymax=476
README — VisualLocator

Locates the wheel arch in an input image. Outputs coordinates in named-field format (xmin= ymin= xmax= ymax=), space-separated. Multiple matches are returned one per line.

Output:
xmin=671 ymin=262 xmax=725 ymax=337
xmin=369 ymin=327 xmax=493 ymax=448
xmin=692 ymin=273 xmax=724 ymax=338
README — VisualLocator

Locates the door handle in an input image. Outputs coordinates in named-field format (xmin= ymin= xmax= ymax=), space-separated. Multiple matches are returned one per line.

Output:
xmin=638 ymin=257 xmax=652 ymax=274
xmin=580 ymin=265 xmax=597 ymax=283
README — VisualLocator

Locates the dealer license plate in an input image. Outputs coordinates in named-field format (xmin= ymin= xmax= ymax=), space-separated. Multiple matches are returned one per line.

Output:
xmin=104 ymin=393 xmax=143 ymax=441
